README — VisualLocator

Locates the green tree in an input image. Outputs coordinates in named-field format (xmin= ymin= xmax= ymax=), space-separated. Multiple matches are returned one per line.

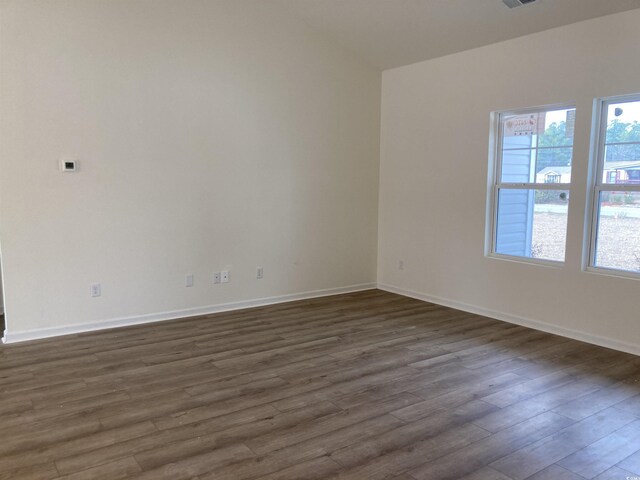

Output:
xmin=537 ymin=121 xmax=572 ymax=171
xmin=605 ymin=120 xmax=640 ymax=161
xmin=536 ymin=119 xmax=640 ymax=170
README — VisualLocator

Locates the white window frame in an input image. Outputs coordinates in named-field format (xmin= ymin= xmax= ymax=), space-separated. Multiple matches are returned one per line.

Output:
xmin=585 ymin=93 xmax=640 ymax=280
xmin=486 ymin=103 xmax=575 ymax=267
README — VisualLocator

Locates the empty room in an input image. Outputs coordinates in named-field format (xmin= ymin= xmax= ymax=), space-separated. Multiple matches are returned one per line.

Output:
xmin=3 ymin=0 xmax=640 ymax=478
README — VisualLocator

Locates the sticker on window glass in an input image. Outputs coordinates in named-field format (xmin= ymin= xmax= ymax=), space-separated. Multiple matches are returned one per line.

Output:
xmin=504 ymin=113 xmax=546 ymax=137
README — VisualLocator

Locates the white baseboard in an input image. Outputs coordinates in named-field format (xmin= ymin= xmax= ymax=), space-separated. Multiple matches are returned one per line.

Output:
xmin=7 ymin=282 xmax=638 ymax=357
xmin=2 ymin=283 xmax=376 ymax=344
xmin=378 ymin=283 xmax=640 ymax=357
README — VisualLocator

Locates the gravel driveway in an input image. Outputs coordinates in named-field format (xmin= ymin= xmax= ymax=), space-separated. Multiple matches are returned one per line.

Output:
xmin=533 ymin=212 xmax=640 ymax=271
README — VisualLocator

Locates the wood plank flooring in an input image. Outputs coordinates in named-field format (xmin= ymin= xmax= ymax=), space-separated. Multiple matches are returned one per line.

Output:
xmin=1 ymin=289 xmax=640 ymax=479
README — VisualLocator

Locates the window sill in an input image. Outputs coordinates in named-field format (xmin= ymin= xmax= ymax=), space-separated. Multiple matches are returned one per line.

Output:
xmin=584 ymin=266 xmax=640 ymax=281
xmin=486 ymin=253 xmax=565 ymax=269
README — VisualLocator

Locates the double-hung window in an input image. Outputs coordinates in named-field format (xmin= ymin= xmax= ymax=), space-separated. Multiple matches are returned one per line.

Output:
xmin=588 ymin=95 xmax=640 ymax=276
xmin=489 ymin=106 xmax=576 ymax=263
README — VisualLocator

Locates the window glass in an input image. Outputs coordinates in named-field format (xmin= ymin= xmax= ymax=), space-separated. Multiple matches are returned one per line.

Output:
xmin=590 ymin=97 xmax=640 ymax=274
xmin=500 ymin=109 xmax=575 ymax=184
xmin=593 ymin=191 xmax=640 ymax=272
xmin=491 ymin=106 xmax=575 ymax=263
xmin=495 ymin=189 xmax=569 ymax=262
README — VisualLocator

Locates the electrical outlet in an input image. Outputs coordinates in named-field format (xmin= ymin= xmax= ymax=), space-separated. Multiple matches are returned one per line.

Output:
xmin=186 ymin=274 xmax=194 ymax=287
xmin=221 ymin=270 xmax=229 ymax=283
xmin=90 ymin=283 xmax=101 ymax=297
xmin=213 ymin=272 xmax=221 ymax=284
xmin=398 ymin=260 xmax=404 ymax=270
xmin=256 ymin=267 xmax=264 ymax=279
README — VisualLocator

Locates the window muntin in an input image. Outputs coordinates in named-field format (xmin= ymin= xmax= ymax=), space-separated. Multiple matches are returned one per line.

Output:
xmin=491 ymin=106 xmax=576 ymax=263
xmin=589 ymin=96 xmax=640 ymax=275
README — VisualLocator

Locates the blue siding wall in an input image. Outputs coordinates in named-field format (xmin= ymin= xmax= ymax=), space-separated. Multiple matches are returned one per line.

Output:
xmin=495 ymin=136 xmax=535 ymax=257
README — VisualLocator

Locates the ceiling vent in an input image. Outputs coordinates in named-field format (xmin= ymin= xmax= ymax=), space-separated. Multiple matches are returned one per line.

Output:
xmin=503 ymin=0 xmax=538 ymax=8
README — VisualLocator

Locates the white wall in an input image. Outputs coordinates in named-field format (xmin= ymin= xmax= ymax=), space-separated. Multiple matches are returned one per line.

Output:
xmin=0 ymin=0 xmax=381 ymax=339
xmin=379 ymin=10 xmax=640 ymax=353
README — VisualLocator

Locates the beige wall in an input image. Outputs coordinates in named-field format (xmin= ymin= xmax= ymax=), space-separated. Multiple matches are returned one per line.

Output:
xmin=3 ymin=1 xmax=638 ymax=353
xmin=378 ymin=10 xmax=640 ymax=353
xmin=0 ymin=0 xmax=381 ymax=338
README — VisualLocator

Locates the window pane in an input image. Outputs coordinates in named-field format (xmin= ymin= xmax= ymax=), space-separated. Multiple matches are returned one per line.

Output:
xmin=501 ymin=109 xmax=575 ymax=149
xmin=500 ymin=108 xmax=575 ymax=185
xmin=605 ymin=100 xmax=640 ymax=145
xmin=594 ymin=191 xmax=640 ymax=272
xmin=501 ymin=149 xmax=535 ymax=183
xmin=500 ymin=147 xmax=573 ymax=184
xmin=502 ymin=131 xmax=535 ymax=151
xmin=535 ymin=148 xmax=572 ymax=183
xmin=602 ymin=145 xmax=640 ymax=184
xmin=604 ymin=144 xmax=640 ymax=163
xmin=495 ymin=189 xmax=569 ymax=262
xmin=537 ymin=109 xmax=576 ymax=147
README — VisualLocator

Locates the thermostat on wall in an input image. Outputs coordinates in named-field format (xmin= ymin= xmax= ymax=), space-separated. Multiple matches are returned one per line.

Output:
xmin=60 ymin=159 xmax=77 ymax=172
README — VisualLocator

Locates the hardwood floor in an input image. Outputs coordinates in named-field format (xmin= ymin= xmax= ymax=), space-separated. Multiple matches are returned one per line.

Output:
xmin=1 ymin=289 xmax=640 ymax=479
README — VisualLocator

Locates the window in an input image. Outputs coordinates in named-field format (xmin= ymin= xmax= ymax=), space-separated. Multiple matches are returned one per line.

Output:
xmin=588 ymin=95 xmax=640 ymax=276
xmin=545 ymin=174 xmax=562 ymax=184
xmin=488 ymin=106 xmax=576 ymax=263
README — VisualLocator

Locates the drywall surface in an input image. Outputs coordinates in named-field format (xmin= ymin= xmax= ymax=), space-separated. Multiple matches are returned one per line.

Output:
xmin=378 ymin=10 xmax=640 ymax=352
xmin=0 ymin=0 xmax=381 ymax=337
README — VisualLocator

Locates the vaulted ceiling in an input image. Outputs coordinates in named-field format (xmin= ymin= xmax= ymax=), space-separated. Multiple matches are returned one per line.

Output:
xmin=276 ymin=0 xmax=640 ymax=69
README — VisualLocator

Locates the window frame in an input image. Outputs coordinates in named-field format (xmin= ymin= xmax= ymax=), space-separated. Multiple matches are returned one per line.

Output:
xmin=486 ymin=103 xmax=576 ymax=267
xmin=585 ymin=93 xmax=640 ymax=280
